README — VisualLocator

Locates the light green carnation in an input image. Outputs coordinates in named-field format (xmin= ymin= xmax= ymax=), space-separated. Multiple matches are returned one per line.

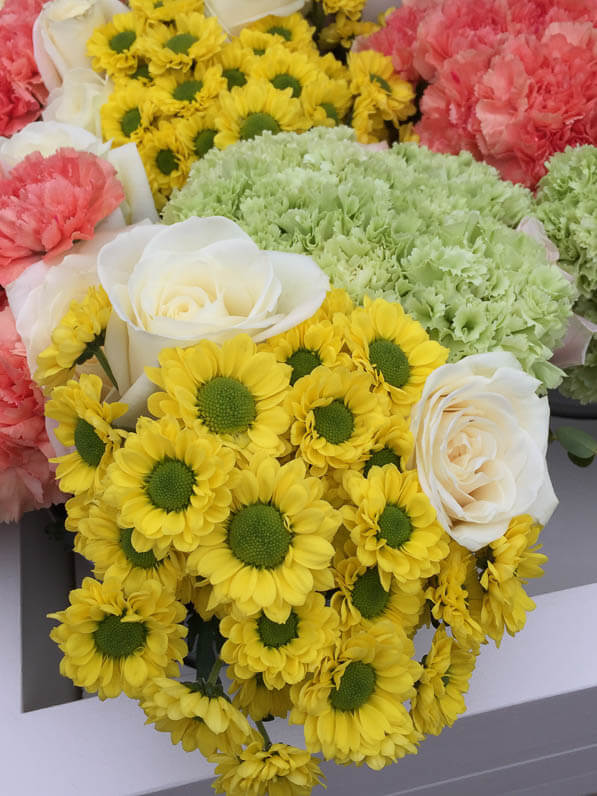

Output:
xmin=164 ymin=127 xmax=574 ymax=389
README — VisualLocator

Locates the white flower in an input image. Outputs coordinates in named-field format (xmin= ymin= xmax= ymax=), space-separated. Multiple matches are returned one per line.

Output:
xmin=97 ymin=216 xmax=329 ymax=419
xmin=203 ymin=0 xmax=308 ymax=35
xmin=33 ymin=0 xmax=128 ymax=92
xmin=408 ymin=352 xmax=558 ymax=551
xmin=42 ymin=68 xmax=112 ymax=139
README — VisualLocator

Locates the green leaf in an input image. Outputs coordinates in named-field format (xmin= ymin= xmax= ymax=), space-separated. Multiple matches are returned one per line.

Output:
xmin=554 ymin=426 xmax=597 ymax=460
xmin=568 ymin=452 xmax=595 ymax=467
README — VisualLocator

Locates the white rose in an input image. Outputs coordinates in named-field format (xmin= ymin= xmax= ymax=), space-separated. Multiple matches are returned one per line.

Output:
xmin=33 ymin=0 xmax=128 ymax=92
xmin=43 ymin=68 xmax=113 ymax=139
xmin=98 ymin=216 xmax=329 ymax=420
xmin=408 ymin=352 xmax=558 ymax=551
xmin=0 ymin=121 xmax=158 ymax=225
xmin=203 ymin=0 xmax=308 ymax=35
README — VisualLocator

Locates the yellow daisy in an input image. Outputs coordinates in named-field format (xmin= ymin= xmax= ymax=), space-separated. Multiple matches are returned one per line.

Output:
xmin=211 ymin=39 xmax=258 ymax=90
xmin=348 ymin=50 xmax=416 ymax=123
xmin=351 ymin=93 xmax=390 ymax=144
xmin=323 ymin=0 xmax=367 ymax=22
xmin=399 ymin=122 xmax=419 ymax=143
xmin=252 ymin=45 xmax=320 ymax=99
xmin=229 ymin=672 xmax=292 ymax=721
xmin=130 ymin=0 xmax=204 ymax=24
xmin=247 ymin=13 xmax=316 ymax=53
xmin=287 ymin=365 xmax=386 ymax=476
xmin=220 ymin=592 xmax=339 ymax=689
xmin=152 ymin=63 xmax=226 ymax=117
xmin=355 ymin=413 xmax=414 ymax=478
xmin=342 ymin=467 xmax=450 ymax=590
xmin=48 ymin=577 xmax=187 ymax=700
xmin=346 ymin=296 xmax=449 ymax=417
xmin=214 ymin=78 xmax=309 ymax=149
xmin=177 ymin=105 xmax=221 ymax=159
xmin=87 ymin=12 xmax=146 ymax=78
xmin=290 ymin=621 xmax=422 ymax=767
xmin=332 ymin=557 xmax=426 ymax=635
xmin=410 ymin=625 xmax=477 ymax=736
xmin=141 ymin=14 xmax=225 ymax=75
xmin=35 ymin=285 xmax=114 ymax=394
xmin=147 ymin=335 xmax=291 ymax=461
xmin=210 ymin=740 xmax=324 ymax=796
xmin=315 ymin=287 xmax=355 ymax=321
xmin=141 ymin=676 xmax=251 ymax=754
xmin=137 ymin=118 xmax=192 ymax=209
xmin=104 ymin=414 xmax=235 ymax=556
xmin=100 ymin=80 xmax=158 ymax=146
xmin=319 ymin=52 xmax=349 ymax=81
xmin=77 ymin=501 xmax=187 ymax=593
xmin=320 ymin=13 xmax=378 ymax=50
xmin=45 ymin=374 xmax=127 ymax=497
xmin=237 ymin=28 xmax=279 ymax=57
xmin=187 ymin=455 xmax=339 ymax=622
xmin=301 ymin=76 xmax=352 ymax=128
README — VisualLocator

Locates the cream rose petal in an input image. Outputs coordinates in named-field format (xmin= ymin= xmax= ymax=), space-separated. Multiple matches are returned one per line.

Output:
xmin=204 ymin=0 xmax=307 ymax=35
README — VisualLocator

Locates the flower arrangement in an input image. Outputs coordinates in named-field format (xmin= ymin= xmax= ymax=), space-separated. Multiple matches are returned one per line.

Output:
xmin=41 ymin=213 xmax=555 ymax=789
xmin=361 ymin=0 xmax=597 ymax=189
xmin=164 ymin=126 xmax=574 ymax=390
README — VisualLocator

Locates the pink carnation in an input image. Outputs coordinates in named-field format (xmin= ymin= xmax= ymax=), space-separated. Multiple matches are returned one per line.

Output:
xmin=0 ymin=147 xmax=125 ymax=285
xmin=0 ymin=306 xmax=62 ymax=524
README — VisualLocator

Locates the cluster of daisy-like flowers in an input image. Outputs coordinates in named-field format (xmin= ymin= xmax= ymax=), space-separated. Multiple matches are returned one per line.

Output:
xmin=0 ymin=0 xmax=47 ymax=137
xmin=86 ymin=0 xmax=416 ymax=207
xmin=361 ymin=0 xmax=597 ymax=189
xmin=45 ymin=285 xmax=549 ymax=795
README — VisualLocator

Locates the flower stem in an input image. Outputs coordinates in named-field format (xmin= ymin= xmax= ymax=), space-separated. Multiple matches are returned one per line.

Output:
xmin=93 ymin=346 xmax=119 ymax=391
xmin=255 ymin=720 xmax=272 ymax=751
xmin=206 ymin=656 xmax=224 ymax=687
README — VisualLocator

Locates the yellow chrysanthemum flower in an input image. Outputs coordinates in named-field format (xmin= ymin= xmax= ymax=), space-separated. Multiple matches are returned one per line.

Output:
xmin=287 ymin=365 xmax=386 ymax=476
xmin=49 ymin=577 xmax=187 ymax=700
xmin=351 ymin=93 xmax=389 ymax=144
xmin=214 ymin=79 xmax=309 ymax=149
xmin=63 ymin=492 xmax=92 ymax=534
xmin=87 ymin=12 xmax=146 ymax=78
xmin=320 ymin=13 xmax=378 ymax=50
xmin=177 ymin=104 xmax=221 ymax=159
xmin=426 ymin=542 xmax=486 ymax=651
xmin=301 ymin=76 xmax=352 ymax=128
xmin=229 ymin=672 xmax=292 ymax=721
xmin=290 ymin=621 xmax=422 ymax=767
xmin=220 ymin=592 xmax=339 ymax=690
xmin=211 ymin=39 xmax=258 ymax=90
xmin=332 ymin=557 xmax=426 ymax=635
xmin=152 ymin=63 xmax=226 ymax=117
xmin=141 ymin=14 xmax=225 ymax=74
xmin=104 ymin=415 xmax=235 ymax=556
xmin=323 ymin=0 xmax=367 ymax=22
xmin=399 ymin=121 xmax=419 ymax=143
xmin=247 ymin=13 xmax=316 ymax=53
xmin=319 ymin=52 xmax=349 ymax=81
xmin=45 ymin=374 xmax=127 ymax=497
xmin=342 ymin=467 xmax=449 ymax=590
xmin=252 ymin=45 xmax=320 ymax=99
xmin=237 ymin=28 xmax=278 ymax=57
xmin=349 ymin=50 xmax=416 ymax=122
xmin=147 ymin=335 xmax=291 ymax=461
xmin=130 ymin=0 xmax=203 ymax=24
xmin=210 ymin=739 xmax=325 ymax=796
xmin=477 ymin=515 xmax=546 ymax=645
xmin=187 ymin=455 xmax=339 ymax=622
xmin=316 ymin=287 xmax=354 ymax=320
xmin=410 ymin=625 xmax=477 ymax=736
xmin=35 ymin=285 xmax=114 ymax=393
xmin=77 ymin=501 xmax=187 ymax=593
xmin=354 ymin=413 xmax=414 ymax=478
xmin=101 ymin=80 xmax=158 ymax=147
xmin=346 ymin=296 xmax=449 ymax=417
xmin=141 ymin=676 xmax=251 ymax=754
xmin=137 ymin=118 xmax=192 ymax=209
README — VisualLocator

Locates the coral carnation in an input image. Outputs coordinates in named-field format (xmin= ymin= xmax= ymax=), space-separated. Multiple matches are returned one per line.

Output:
xmin=0 ymin=148 xmax=125 ymax=285
xmin=0 ymin=306 xmax=62 ymax=524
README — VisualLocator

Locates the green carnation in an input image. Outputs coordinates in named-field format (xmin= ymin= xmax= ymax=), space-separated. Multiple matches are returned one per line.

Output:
xmin=164 ymin=127 xmax=574 ymax=389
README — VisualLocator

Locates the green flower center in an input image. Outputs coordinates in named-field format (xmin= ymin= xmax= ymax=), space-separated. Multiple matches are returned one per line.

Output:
xmin=313 ymin=399 xmax=354 ymax=444
xmin=442 ymin=674 xmax=450 ymax=686
xmin=286 ymin=348 xmax=321 ymax=385
xmin=165 ymin=33 xmax=197 ymax=54
xmin=74 ymin=418 xmax=105 ymax=468
xmin=156 ymin=148 xmax=178 ymax=175
xmin=378 ymin=503 xmax=412 ymax=549
xmin=131 ymin=62 xmax=151 ymax=81
xmin=196 ymin=376 xmax=256 ymax=435
xmin=145 ymin=457 xmax=196 ymax=512
xmin=267 ymin=25 xmax=292 ymax=41
xmin=194 ymin=129 xmax=217 ymax=157
xmin=368 ymin=338 xmax=410 ymax=388
xmin=173 ymin=79 xmax=203 ymax=101
xmin=109 ymin=30 xmax=136 ymax=53
xmin=119 ymin=528 xmax=158 ymax=569
xmin=370 ymin=73 xmax=391 ymax=92
xmin=253 ymin=48 xmax=266 ymax=56
xmin=363 ymin=446 xmax=401 ymax=477
xmin=240 ymin=112 xmax=280 ymax=140
xmin=320 ymin=102 xmax=339 ymax=123
xmin=120 ymin=107 xmax=141 ymax=137
xmin=183 ymin=679 xmax=225 ymax=698
xmin=223 ymin=67 xmax=247 ymax=89
xmin=257 ymin=611 xmax=299 ymax=648
xmin=351 ymin=567 xmax=389 ymax=619
xmin=329 ymin=660 xmax=376 ymax=712
xmin=271 ymin=73 xmax=302 ymax=98
xmin=228 ymin=502 xmax=291 ymax=569
xmin=94 ymin=614 xmax=147 ymax=658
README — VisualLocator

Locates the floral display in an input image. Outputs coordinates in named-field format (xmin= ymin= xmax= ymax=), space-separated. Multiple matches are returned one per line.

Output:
xmin=361 ymin=0 xmax=597 ymax=189
xmin=164 ymin=127 xmax=574 ymax=390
